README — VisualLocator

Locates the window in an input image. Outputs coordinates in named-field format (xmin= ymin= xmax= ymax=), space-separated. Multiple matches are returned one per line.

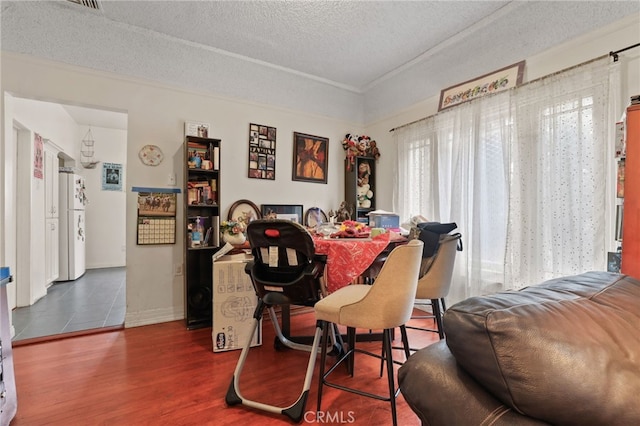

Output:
xmin=396 ymin=57 xmax=617 ymax=302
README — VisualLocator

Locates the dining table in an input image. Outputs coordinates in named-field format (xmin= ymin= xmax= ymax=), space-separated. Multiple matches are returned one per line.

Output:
xmin=313 ymin=231 xmax=394 ymax=293
xmin=279 ymin=230 xmax=408 ymax=342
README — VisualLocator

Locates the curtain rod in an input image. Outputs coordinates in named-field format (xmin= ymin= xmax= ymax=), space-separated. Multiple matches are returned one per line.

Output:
xmin=389 ymin=44 xmax=637 ymax=133
xmin=610 ymin=42 xmax=640 ymax=62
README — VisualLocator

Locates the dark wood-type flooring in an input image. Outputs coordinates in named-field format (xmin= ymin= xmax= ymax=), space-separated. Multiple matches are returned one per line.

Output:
xmin=12 ymin=309 xmax=439 ymax=425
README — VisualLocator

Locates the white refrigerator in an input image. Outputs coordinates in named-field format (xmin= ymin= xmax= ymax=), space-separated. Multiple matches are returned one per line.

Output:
xmin=58 ymin=172 xmax=87 ymax=281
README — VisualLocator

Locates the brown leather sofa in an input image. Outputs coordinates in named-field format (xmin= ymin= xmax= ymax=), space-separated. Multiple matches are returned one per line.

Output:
xmin=398 ymin=271 xmax=640 ymax=425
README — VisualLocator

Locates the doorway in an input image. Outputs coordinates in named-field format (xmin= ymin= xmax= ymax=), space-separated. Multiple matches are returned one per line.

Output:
xmin=6 ymin=96 xmax=128 ymax=343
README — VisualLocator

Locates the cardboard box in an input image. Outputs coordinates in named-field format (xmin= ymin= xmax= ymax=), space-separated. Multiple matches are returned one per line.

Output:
xmin=212 ymin=253 xmax=262 ymax=352
xmin=369 ymin=212 xmax=400 ymax=229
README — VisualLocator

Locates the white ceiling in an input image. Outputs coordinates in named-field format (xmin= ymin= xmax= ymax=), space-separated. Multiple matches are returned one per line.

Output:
xmin=2 ymin=1 xmax=639 ymax=126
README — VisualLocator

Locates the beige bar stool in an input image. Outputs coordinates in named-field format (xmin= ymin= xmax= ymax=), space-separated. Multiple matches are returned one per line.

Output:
xmin=314 ymin=239 xmax=423 ymax=426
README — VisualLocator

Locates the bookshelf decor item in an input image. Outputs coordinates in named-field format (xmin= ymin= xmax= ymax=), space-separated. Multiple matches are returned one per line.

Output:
xmin=185 ymin=121 xmax=211 ymax=138
xmin=248 ymin=123 xmax=276 ymax=180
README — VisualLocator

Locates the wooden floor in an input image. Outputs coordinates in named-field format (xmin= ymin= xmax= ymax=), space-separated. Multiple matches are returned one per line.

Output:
xmin=12 ymin=310 xmax=439 ymax=425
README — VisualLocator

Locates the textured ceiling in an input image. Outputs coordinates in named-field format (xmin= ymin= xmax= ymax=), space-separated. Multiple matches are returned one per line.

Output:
xmin=2 ymin=1 xmax=639 ymax=125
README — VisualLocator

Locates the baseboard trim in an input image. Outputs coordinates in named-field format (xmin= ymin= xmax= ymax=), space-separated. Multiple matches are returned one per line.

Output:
xmin=12 ymin=324 xmax=124 ymax=347
xmin=124 ymin=307 xmax=184 ymax=328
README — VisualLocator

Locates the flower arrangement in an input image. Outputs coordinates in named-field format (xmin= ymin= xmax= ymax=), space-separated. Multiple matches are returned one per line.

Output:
xmin=220 ymin=220 xmax=246 ymax=235
xmin=342 ymin=133 xmax=381 ymax=170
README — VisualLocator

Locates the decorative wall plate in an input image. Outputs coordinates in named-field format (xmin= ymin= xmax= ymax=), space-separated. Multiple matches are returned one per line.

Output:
xmin=139 ymin=144 xmax=164 ymax=166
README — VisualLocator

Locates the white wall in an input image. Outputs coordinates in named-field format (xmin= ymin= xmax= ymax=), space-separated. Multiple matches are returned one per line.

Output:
xmin=80 ymin=125 xmax=127 ymax=269
xmin=1 ymin=54 xmax=359 ymax=327
xmin=11 ymin=98 xmax=77 ymax=156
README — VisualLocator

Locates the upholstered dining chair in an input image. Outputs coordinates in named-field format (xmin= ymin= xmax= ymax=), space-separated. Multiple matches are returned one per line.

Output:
xmin=314 ymin=239 xmax=423 ymax=426
xmin=410 ymin=233 xmax=461 ymax=341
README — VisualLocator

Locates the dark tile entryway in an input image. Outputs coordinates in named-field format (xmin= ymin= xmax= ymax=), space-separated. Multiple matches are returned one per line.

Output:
xmin=12 ymin=267 xmax=125 ymax=342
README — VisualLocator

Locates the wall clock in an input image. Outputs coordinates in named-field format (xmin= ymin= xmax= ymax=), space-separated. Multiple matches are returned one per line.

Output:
xmin=138 ymin=144 xmax=164 ymax=166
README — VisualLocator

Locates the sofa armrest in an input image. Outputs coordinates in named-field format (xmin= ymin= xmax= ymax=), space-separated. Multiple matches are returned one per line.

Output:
xmin=398 ymin=341 xmax=547 ymax=426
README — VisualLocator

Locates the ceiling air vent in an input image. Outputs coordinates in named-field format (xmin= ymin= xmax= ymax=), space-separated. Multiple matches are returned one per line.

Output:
xmin=67 ymin=0 xmax=101 ymax=11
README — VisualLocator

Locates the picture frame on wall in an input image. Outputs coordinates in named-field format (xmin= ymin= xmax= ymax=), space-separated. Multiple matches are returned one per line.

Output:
xmin=261 ymin=204 xmax=304 ymax=224
xmin=248 ymin=123 xmax=276 ymax=180
xmin=292 ymin=132 xmax=328 ymax=184
xmin=102 ymin=162 xmax=123 ymax=191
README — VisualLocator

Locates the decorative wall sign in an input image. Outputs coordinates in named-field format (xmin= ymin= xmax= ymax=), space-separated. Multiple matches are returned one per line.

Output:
xmin=102 ymin=162 xmax=123 ymax=191
xmin=292 ymin=132 xmax=328 ymax=184
xmin=248 ymin=123 xmax=276 ymax=180
xmin=438 ymin=60 xmax=525 ymax=111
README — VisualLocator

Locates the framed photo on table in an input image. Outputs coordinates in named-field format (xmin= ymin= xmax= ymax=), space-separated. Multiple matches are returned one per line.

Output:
xmin=261 ymin=204 xmax=304 ymax=224
xmin=304 ymin=207 xmax=328 ymax=227
xmin=228 ymin=199 xmax=261 ymax=224
xmin=292 ymin=132 xmax=328 ymax=184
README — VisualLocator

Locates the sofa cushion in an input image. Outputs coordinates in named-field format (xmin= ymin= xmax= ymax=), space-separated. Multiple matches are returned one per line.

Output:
xmin=444 ymin=271 xmax=640 ymax=425
xmin=399 ymin=341 xmax=548 ymax=426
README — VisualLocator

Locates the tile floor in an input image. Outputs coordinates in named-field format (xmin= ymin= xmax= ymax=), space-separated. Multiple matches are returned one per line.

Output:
xmin=12 ymin=267 xmax=126 ymax=342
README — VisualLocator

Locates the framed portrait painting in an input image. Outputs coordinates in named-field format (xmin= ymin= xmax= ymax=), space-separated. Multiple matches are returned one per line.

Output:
xmin=292 ymin=132 xmax=328 ymax=184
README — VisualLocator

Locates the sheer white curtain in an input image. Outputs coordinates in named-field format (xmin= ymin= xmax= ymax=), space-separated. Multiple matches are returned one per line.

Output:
xmin=395 ymin=94 xmax=512 ymax=303
xmin=395 ymin=56 xmax=619 ymax=303
xmin=505 ymin=57 xmax=616 ymax=288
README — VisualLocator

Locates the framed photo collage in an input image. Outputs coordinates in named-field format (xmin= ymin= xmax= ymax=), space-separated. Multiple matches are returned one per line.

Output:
xmin=248 ymin=123 xmax=276 ymax=180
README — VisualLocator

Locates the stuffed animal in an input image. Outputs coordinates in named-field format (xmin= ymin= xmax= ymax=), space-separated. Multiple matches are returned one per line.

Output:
xmin=356 ymin=184 xmax=373 ymax=208
xmin=343 ymin=134 xmax=382 ymax=171
xmin=357 ymin=161 xmax=371 ymax=186
xmin=369 ymin=140 xmax=381 ymax=160
xmin=335 ymin=201 xmax=353 ymax=222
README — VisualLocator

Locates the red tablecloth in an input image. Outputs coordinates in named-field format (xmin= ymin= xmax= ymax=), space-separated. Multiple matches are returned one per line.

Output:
xmin=314 ymin=233 xmax=391 ymax=293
